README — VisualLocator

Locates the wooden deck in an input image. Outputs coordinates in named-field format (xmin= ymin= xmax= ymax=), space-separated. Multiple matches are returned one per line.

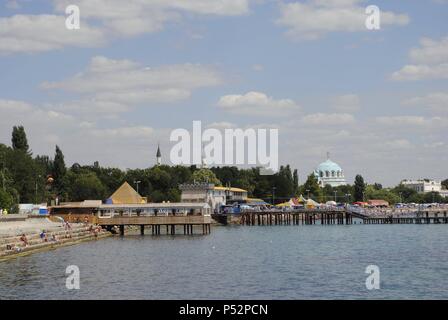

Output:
xmin=97 ymin=215 xmax=211 ymax=235
xmin=238 ymin=209 xmax=448 ymax=226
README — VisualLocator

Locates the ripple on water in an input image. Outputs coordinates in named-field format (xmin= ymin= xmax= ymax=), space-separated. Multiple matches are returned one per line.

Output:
xmin=1 ymin=225 xmax=448 ymax=299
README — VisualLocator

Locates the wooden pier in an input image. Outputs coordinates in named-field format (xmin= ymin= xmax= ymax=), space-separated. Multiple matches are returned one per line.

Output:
xmin=98 ymin=215 xmax=211 ymax=236
xmin=239 ymin=209 xmax=448 ymax=226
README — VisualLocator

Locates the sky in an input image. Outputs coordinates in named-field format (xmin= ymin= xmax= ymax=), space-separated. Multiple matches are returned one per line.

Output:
xmin=0 ymin=0 xmax=447 ymax=187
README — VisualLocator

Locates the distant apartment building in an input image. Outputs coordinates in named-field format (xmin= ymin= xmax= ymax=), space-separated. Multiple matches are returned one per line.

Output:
xmin=179 ymin=183 xmax=248 ymax=213
xmin=401 ymin=179 xmax=442 ymax=193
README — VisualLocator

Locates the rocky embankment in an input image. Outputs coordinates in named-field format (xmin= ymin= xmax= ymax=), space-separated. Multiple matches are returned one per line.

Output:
xmin=0 ymin=218 xmax=111 ymax=261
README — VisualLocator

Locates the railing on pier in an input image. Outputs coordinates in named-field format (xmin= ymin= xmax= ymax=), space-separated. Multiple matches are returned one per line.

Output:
xmin=237 ymin=208 xmax=448 ymax=226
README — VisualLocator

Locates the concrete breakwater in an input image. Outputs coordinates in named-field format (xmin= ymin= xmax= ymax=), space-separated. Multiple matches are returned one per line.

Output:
xmin=0 ymin=218 xmax=111 ymax=262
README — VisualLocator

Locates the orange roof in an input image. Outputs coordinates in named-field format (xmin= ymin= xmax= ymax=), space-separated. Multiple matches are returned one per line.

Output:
xmin=109 ymin=182 xmax=146 ymax=204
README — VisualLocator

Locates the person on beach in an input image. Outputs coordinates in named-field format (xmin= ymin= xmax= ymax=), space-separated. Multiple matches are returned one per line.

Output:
xmin=40 ymin=230 xmax=48 ymax=242
xmin=19 ymin=234 xmax=28 ymax=246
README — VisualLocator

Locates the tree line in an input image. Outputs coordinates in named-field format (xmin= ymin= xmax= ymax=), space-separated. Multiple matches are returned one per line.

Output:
xmin=1 ymin=126 xmax=447 ymax=212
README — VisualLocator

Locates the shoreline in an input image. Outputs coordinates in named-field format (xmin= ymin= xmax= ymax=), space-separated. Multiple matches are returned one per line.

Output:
xmin=0 ymin=231 xmax=111 ymax=263
xmin=0 ymin=217 xmax=112 ymax=263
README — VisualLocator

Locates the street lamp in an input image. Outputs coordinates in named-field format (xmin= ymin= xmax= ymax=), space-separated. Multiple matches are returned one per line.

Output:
xmin=334 ymin=191 xmax=337 ymax=202
xmin=345 ymin=193 xmax=351 ymax=205
xmin=134 ymin=180 xmax=141 ymax=194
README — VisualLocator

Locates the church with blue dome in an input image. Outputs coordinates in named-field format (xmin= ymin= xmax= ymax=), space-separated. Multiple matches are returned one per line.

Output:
xmin=314 ymin=153 xmax=347 ymax=187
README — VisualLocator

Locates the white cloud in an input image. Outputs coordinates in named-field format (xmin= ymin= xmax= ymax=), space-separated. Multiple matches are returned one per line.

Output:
xmin=391 ymin=64 xmax=448 ymax=81
xmin=52 ymin=0 xmax=250 ymax=37
xmin=375 ymin=115 xmax=445 ymax=127
xmin=276 ymin=0 xmax=409 ymax=40
xmin=331 ymin=94 xmax=360 ymax=113
xmin=0 ymin=14 xmax=106 ymax=54
xmin=301 ymin=113 xmax=355 ymax=125
xmin=42 ymin=56 xmax=223 ymax=113
xmin=403 ymin=92 xmax=448 ymax=115
xmin=89 ymin=126 xmax=154 ymax=138
xmin=0 ymin=0 xmax=251 ymax=53
xmin=409 ymin=37 xmax=448 ymax=65
xmin=392 ymin=36 xmax=448 ymax=81
xmin=217 ymin=91 xmax=300 ymax=116
xmin=384 ymin=139 xmax=413 ymax=149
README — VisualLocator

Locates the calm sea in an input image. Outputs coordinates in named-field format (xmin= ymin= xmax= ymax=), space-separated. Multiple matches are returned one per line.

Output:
xmin=1 ymin=224 xmax=448 ymax=299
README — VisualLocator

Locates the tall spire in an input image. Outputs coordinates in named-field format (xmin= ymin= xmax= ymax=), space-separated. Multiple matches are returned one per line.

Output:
xmin=156 ymin=143 xmax=161 ymax=166
xmin=326 ymin=151 xmax=330 ymax=160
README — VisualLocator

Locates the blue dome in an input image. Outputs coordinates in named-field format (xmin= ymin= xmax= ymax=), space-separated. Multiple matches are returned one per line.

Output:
xmin=316 ymin=159 xmax=342 ymax=173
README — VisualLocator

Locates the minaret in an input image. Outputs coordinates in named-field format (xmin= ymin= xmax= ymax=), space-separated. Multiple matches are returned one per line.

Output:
xmin=156 ymin=144 xmax=162 ymax=166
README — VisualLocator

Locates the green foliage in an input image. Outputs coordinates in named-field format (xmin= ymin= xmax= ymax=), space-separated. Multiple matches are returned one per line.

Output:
xmin=2 ymin=126 xmax=447 ymax=207
xmin=52 ymin=145 xmax=67 ymax=196
xmin=365 ymin=185 xmax=400 ymax=204
xmin=66 ymin=172 xmax=107 ymax=201
xmin=354 ymin=174 xmax=366 ymax=202
xmin=391 ymin=184 xmax=418 ymax=202
xmin=442 ymin=179 xmax=448 ymax=190
xmin=11 ymin=126 xmax=30 ymax=154
xmin=0 ymin=188 xmax=14 ymax=210
xmin=301 ymin=173 xmax=322 ymax=201
xmin=5 ymin=149 xmax=37 ymax=203
xmin=191 ymin=168 xmax=222 ymax=186
xmin=293 ymin=169 xmax=299 ymax=196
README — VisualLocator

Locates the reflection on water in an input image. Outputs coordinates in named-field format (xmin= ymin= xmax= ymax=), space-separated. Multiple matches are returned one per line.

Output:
xmin=1 ymin=225 xmax=448 ymax=299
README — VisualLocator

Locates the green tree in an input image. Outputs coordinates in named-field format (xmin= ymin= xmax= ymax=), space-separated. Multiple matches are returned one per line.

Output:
xmin=0 ymin=188 xmax=15 ymax=211
xmin=424 ymin=192 xmax=443 ymax=204
xmin=301 ymin=173 xmax=322 ymax=201
xmin=53 ymin=145 xmax=67 ymax=196
xmin=191 ymin=168 xmax=222 ymax=186
xmin=11 ymin=126 xmax=30 ymax=154
xmin=5 ymin=149 xmax=36 ymax=203
xmin=373 ymin=183 xmax=383 ymax=190
xmin=293 ymin=169 xmax=299 ymax=196
xmin=354 ymin=174 xmax=366 ymax=202
xmin=67 ymin=172 xmax=107 ymax=201
xmin=392 ymin=184 xmax=417 ymax=203
xmin=442 ymin=179 xmax=448 ymax=190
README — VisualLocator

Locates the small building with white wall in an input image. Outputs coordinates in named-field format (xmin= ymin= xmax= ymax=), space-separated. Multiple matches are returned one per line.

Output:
xmin=401 ymin=179 xmax=442 ymax=193
xmin=179 ymin=183 xmax=248 ymax=213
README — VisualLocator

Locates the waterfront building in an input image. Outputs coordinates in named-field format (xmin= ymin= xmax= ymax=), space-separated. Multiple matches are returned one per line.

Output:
xmin=105 ymin=182 xmax=147 ymax=204
xmin=368 ymin=199 xmax=389 ymax=207
xmin=314 ymin=153 xmax=347 ymax=188
xmin=401 ymin=179 xmax=442 ymax=193
xmin=179 ymin=183 xmax=248 ymax=213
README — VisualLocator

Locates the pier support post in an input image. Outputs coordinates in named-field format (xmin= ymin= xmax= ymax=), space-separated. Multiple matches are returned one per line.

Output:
xmin=140 ymin=225 xmax=145 ymax=235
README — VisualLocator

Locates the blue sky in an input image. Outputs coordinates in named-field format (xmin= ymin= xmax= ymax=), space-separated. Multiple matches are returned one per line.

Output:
xmin=0 ymin=0 xmax=447 ymax=186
